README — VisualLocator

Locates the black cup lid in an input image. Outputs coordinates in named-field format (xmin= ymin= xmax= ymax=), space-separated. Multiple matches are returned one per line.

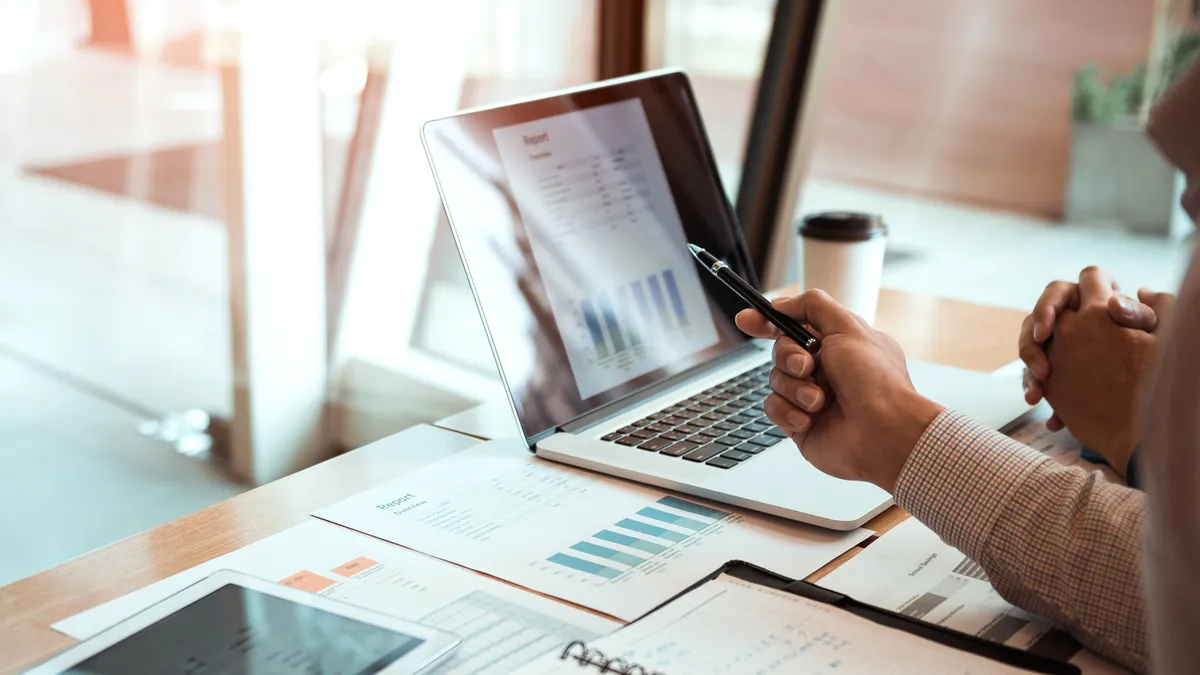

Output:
xmin=797 ymin=211 xmax=887 ymax=242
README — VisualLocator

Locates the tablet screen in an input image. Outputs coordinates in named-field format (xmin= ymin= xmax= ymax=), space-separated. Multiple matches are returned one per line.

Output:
xmin=63 ymin=584 xmax=424 ymax=675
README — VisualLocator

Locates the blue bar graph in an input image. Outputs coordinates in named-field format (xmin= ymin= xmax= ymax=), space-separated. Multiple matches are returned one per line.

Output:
xmin=571 ymin=541 xmax=646 ymax=567
xmin=616 ymin=518 xmax=686 ymax=543
xmin=596 ymin=293 xmax=626 ymax=353
xmin=580 ymin=298 xmax=608 ymax=359
xmin=637 ymin=507 xmax=709 ymax=532
xmin=631 ymin=280 xmax=653 ymax=329
xmin=662 ymin=269 xmax=688 ymax=326
xmin=547 ymin=553 xmax=622 ymax=580
xmin=616 ymin=287 xmax=641 ymax=348
xmin=645 ymin=275 xmax=672 ymax=329
xmin=594 ymin=529 xmax=667 ymax=555
xmin=657 ymin=496 xmax=729 ymax=519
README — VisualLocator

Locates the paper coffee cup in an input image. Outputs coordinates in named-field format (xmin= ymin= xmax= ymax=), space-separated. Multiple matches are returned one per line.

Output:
xmin=797 ymin=212 xmax=887 ymax=325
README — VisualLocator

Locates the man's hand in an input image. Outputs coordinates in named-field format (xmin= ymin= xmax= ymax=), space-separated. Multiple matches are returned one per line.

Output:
xmin=1032 ymin=269 xmax=1161 ymax=475
xmin=735 ymin=290 xmax=944 ymax=493
xmin=1019 ymin=268 xmax=1174 ymax=437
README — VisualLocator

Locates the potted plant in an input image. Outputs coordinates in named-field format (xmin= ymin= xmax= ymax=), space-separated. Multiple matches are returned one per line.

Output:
xmin=1065 ymin=2 xmax=1199 ymax=239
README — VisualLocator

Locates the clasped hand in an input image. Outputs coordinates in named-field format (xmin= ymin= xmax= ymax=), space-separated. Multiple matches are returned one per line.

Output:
xmin=1018 ymin=266 xmax=1174 ymax=476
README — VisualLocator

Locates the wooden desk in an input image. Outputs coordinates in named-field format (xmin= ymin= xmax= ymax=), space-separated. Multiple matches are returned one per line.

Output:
xmin=0 ymin=290 xmax=1026 ymax=674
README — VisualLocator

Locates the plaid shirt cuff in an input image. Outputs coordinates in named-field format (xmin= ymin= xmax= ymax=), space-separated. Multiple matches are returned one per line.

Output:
xmin=894 ymin=410 xmax=1052 ymax=563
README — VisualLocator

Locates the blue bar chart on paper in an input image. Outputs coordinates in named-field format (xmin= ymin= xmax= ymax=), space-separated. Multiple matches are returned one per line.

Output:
xmin=580 ymin=269 xmax=691 ymax=362
xmin=544 ymin=495 xmax=731 ymax=582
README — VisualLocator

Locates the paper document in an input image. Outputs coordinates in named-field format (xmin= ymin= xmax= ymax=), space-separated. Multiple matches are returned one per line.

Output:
xmin=314 ymin=440 xmax=869 ymax=621
xmin=516 ymin=573 xmax=1031 ymax=674
xmin=55 ymin=521 xmax=618 ymax=675
xmin=1007 ymin=417 xmax=1121 ymax=483
xmin=819 ymin=519 xmax=1129 ymax=674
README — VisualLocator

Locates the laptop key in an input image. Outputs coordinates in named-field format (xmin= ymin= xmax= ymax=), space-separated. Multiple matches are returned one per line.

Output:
xmin=715 ymin=405 xmax=741 ymax=415
xmin=706 ymin=456 xmax=740 ymax=469
xmin=631 ymin=428 xmax=657 ymax=439
xmin=729 ymin=413 xmax=755 ymax=425
xmin=663 ymin=415 xmax=690 ymax=426
xmin=660 ymin=430 xmax=686 ymax=441
xmin=660 ymin=441 xmax=698 ymax=457
xmin=615 ymin=435 xmax=642 ymax=446
xmin=728 ymin=429 xmax=755 ymax=440
xmin=697 ymin=427 xmax=723 ymax=438
xmin=618 ymin=426 xmax=639 ymax=434
xmin=638 ymin=437 xmax=673 ymax=451
xmin=746 ymin=434 xmax=781 ymax=447
xmin=648 ymin=412 xmax=667 ymax=420
xmin=735 ymin=442 xmax=767 ymax=454
xmin=701 ymin=397 xmax=724 ymax=407
xmin=713 ymin=421 xmax=738 ymax=432
xmin=701 ymin=411 xmax=724 ymax=421
xmin=721 ymin=449 xmax=754 ymax=462
xmin=601 ymin=432 xmax=623 ymax=442
xmin=765 ymin=427 xmax=788 ymax=438
xmin=676 ymin=423 xmax=704 ymax=435
xmin=744 ymin=423 xmax=771 ymax=434
xmin=712 ymin=391 xmax=734 ymax=400
xmin=711 ymin=435 xmax=739 ymax=446
xmin=646 ymin=423 xmax=672 ymax=433
xmin=682 ymin=444 xmax=726 ymax=462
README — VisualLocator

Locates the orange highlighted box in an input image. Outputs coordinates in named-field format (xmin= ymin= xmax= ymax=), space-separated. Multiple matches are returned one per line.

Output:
xmin=279 ymin=570 xmax=336 ymax=593
xmin=332 ymin=557 xmax=378 ymax=577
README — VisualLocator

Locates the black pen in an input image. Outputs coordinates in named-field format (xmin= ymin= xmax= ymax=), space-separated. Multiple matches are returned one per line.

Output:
xmin=688 ymin=243 xmax=821 ymax=354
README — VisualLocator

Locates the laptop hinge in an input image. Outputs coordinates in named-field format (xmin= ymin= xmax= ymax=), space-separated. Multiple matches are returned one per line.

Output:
xmin=560 ymin=342 xmax=763 ymax=435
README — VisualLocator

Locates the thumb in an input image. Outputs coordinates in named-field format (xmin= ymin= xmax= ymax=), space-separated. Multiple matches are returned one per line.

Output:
xmin=1137 ymin=289 xmax=1175 ymax=331
xmin=770 ymin=289 xmax=865 ymax=338
xmin=1108 ymin=294 xmax=1158 ymax=332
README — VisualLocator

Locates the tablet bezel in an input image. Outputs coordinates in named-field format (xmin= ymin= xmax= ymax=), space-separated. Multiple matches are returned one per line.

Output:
xmin=24 ymin=569 xmax=461 ymax=674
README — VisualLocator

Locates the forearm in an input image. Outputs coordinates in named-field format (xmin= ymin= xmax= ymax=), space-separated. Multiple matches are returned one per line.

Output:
xmin=895 ymin=411 xmax=1148 ymax=672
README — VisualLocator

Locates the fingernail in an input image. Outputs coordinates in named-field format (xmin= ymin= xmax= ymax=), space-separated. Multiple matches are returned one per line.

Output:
xmin=797 ymin=386 xmax=820 ymax=410
xmin=786 ymin=354 xmax=807 ymax=377
xmin=788 ymin=410 xmax=810 ymax=429
xmin=1115 ymin=295 xmax=1134 ymax=316
xmin=1032 ymin=323 xmax=1045 ymax=342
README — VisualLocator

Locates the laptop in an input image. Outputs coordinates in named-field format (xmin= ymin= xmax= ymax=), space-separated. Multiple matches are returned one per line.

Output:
xmin=421 ymin=69 xmax=1029 ymax=530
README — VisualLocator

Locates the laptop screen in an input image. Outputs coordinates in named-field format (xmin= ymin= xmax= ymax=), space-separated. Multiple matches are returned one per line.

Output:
xmin=423 ymin=71 xmax=755 ymax=442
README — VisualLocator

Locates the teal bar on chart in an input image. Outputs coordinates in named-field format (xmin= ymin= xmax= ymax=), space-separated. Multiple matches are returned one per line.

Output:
xmin=637 ymin=507 xmax=709 ymax=532
xmin=616 ymin=518 xmax=686 ymax=543
xmin=547 ymin=553 xmax=622 ymax=580
xmin=594 ymin=529 xmax=668 ymax=555
xmin=571 ymin=541 xmax=646 ymax=568
xmin=657 ymin=496 xmax=729 ymax=520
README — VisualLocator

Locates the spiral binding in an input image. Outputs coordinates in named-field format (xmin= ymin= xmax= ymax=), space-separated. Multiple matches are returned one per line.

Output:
xmin=557 ymin=640 xmax=665 ymax=675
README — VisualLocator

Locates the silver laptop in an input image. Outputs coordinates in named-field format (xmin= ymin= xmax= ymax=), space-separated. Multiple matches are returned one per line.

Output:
xmin=421 ymin=70 xmax=1027 ymax=530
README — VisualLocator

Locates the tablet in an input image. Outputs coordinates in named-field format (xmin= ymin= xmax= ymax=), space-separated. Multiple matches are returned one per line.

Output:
xmin=26 ymin=570 xmax=460 ymax=674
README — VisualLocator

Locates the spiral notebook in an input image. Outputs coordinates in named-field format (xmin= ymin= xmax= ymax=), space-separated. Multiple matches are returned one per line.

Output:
xmin=517 ymin=561 xmax=1079 ymax=675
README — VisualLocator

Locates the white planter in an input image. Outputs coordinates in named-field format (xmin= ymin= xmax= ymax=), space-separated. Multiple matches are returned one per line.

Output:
xmin=1065 ymin=122 xmax=1193 ymax=240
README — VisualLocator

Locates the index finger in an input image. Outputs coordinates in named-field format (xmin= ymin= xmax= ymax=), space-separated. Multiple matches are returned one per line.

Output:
xmin=1078 ymin=266 xmax=1115 ymax=307
xmin=768 ymin=289 xmax=864 ymax=337
xmin=1030 ymin=281 xmax=1079 ymax=343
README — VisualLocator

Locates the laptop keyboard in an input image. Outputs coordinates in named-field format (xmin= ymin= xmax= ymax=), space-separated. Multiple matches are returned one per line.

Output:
xmin=599 ymin=363 xmax=788 ymax=469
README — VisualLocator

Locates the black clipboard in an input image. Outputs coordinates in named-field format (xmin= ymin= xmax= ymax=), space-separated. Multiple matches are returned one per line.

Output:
xmin=557 ymin=559 xmax=1080 ymax=675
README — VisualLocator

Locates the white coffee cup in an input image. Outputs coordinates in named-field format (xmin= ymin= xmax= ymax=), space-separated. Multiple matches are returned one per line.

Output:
xmin=797 ymin=212 xmax=888 ymax=325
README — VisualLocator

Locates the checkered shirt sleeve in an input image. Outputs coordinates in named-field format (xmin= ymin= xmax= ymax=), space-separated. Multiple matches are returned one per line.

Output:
xmin=894 ymin=410 xmax=1148 ymax=673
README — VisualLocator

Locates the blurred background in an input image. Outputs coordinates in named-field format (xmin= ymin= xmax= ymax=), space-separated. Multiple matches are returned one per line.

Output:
xmin=1 ymin=0 xmax=1195 ymax=586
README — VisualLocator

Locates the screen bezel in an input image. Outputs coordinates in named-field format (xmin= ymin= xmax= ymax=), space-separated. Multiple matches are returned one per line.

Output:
xmin=25 ymin=569 xmax=460 ymax=675
xmin=422 ymin=69 xmax=759 ymax=445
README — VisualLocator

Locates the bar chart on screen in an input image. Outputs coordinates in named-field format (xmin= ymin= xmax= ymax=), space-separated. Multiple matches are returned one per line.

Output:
xmin=577 ymin=269 xmax=690 ymax=363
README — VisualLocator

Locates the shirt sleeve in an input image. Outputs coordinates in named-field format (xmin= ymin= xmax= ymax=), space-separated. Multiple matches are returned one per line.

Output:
xmin=894 ymin=410 xmax=1148 ymax=673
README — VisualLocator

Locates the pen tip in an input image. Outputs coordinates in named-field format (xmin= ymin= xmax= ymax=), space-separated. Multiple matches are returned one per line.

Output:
xmin=687 ymin=243 xmax=701 ymax=254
